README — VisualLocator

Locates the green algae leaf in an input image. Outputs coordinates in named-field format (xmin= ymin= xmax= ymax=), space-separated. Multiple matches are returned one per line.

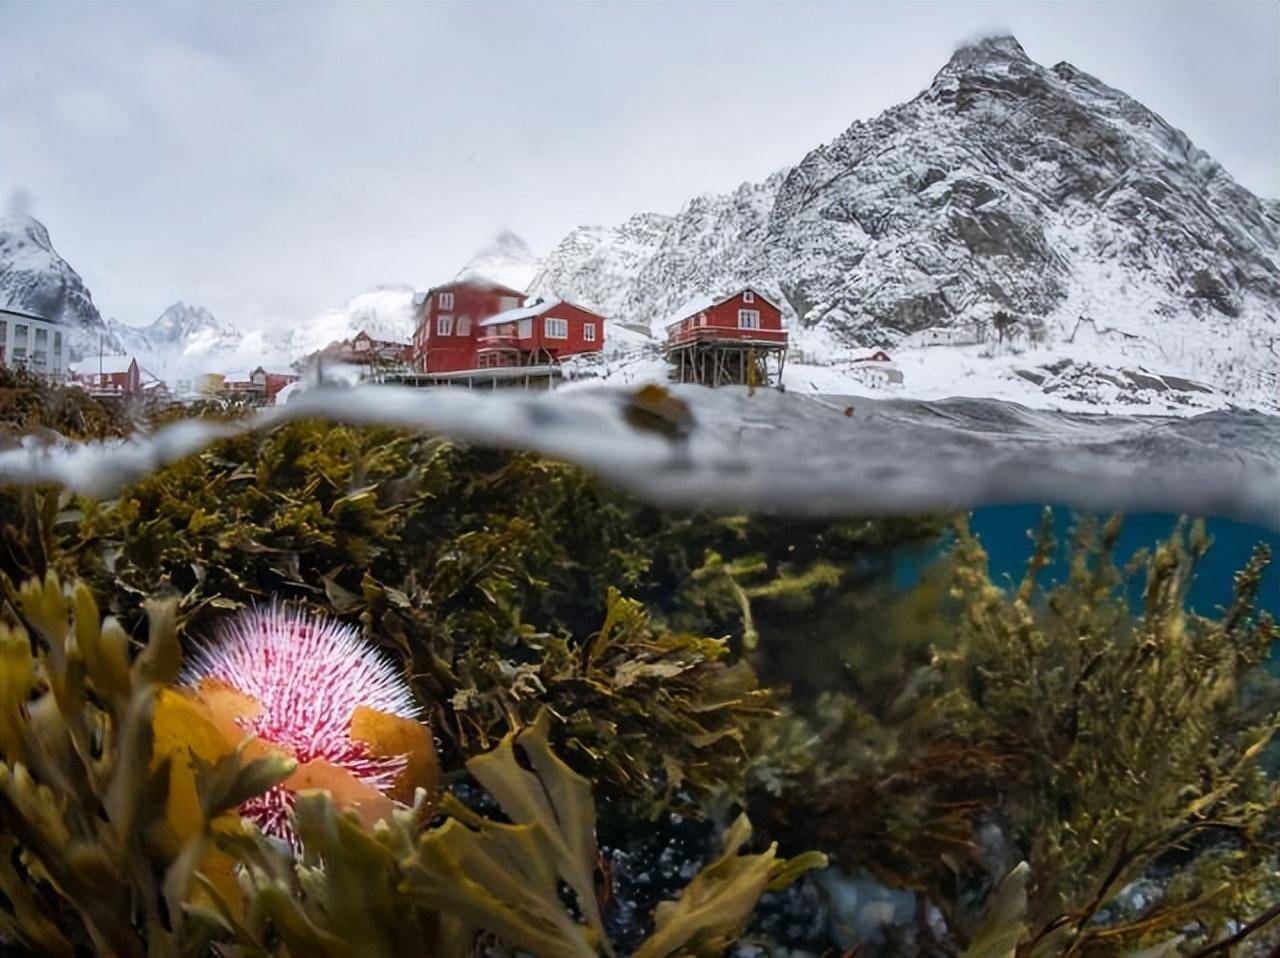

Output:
xmin=464 ymin=710 xmax=606 ymax=941
xmin=634 ymin=814 xmax=826 ymax=958
xmin=407 ymin=817 xmax=600 ymax=958
xmin=960 ymin=862 xmax=1028 ymax=958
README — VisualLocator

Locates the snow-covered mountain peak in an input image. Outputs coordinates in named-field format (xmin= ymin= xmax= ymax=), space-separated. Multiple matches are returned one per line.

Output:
xmin=532 ymin=32 xmax=1280 ymax=412
xmin=456 ymin=230 xmax=539 ymax=291
xmin=936 ymin=33 xmax=1034 ymax=79
xmin=0 ymin=213 xmax=104 ymax=344
xmin=0 ymin=212 xmax=54 ymax=254
xmin=146 ymin=301 xmax=224 ymax=343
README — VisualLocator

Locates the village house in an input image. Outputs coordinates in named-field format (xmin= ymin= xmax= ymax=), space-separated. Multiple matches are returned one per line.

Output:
xmin=664 ymin=288 xmax=788 ymax=388
xmin=219 ymin=366 xmax=299 ymax=404
xmin=412 ymin=279 xmax=526 ymax=374
xmin=476 ymin=299 xmax=605 ymax=368
xmin=404 ymin=280 xmax=606 ymax=388
xmin=315 ymin=329 xmax=413 ymax=372
xmin=0 ymin=306 xmax=71 ymax=380
xmin=71 ymin=354 xmax=146 ymax=396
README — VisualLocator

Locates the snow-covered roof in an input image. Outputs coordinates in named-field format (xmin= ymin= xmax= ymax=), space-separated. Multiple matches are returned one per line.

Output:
xmin=1 ymin=304 xmax=58 ymax=324
xmin=71 ymin=354 xmax=136 ymax=375
xmin=478 ymin=298 xmax=562 ymax=328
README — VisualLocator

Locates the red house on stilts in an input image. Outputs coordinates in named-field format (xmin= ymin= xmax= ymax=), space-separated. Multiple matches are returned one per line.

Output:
xmin=664 ymin=288 xmax=788 ymax=388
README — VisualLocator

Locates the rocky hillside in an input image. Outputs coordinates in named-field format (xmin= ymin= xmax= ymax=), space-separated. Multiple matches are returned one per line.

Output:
xmin=531 ymin=35 xmax=1280 ymax=408
xmin=0 ymin=213 xmax=107 ymax=356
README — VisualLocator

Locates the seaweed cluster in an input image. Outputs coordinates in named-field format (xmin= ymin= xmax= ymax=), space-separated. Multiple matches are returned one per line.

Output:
xmin=0 ymin=385 xmax=1277 ymax=955
xmin=0 ymin=572 xmax=822 ymax=955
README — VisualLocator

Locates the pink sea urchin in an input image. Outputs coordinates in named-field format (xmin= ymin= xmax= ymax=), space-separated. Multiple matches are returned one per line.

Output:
xmin=183 ymin=605 xmax=421 ymax=840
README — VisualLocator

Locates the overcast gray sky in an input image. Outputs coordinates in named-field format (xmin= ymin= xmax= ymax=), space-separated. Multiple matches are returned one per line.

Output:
xmin=1 ymin=1 xmax=1276 ymax=330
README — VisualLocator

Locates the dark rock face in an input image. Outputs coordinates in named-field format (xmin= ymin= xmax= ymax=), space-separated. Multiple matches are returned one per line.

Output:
xmin=531 ymin=35 xmax=1279 ymax=378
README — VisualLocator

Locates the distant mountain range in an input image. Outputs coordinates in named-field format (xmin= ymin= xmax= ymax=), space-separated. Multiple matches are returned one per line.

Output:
xmin=2 ymin=35 xmax=1276 ymax=412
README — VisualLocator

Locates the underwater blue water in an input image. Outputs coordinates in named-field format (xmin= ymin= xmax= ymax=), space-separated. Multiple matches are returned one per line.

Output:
xmin=893 ymin=506 xmax=1280 ymax=670
xmin=968 ymin=506 xmax=1280 ymax=620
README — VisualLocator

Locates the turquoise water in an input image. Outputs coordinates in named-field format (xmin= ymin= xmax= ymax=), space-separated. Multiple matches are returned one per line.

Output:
xmin=968 ymin=506 xmax=1280 ymax=620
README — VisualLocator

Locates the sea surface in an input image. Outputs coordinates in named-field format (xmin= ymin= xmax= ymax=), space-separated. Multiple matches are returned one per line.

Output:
xmin=3 ymin=384 xmax=1278 ymax=528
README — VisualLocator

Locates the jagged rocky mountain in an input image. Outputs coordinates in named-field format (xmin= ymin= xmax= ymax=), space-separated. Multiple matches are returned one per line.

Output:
xmin=531 ymin=35 xmax=1280 ymax=409
xmin=0 ymin=213 xmax=107 ymax=356
xmin=106 ymin=301 xmax=228 ymax=357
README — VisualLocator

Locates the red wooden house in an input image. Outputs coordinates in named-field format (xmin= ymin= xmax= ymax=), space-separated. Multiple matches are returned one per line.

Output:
xmin=220 ymin=367 xmax=298 ymax=404
xmin=413 ymin=280 xmax=526 ymax=374
xmin=250 ymin=366 xmax=300 ymax=401
xmin=665 ymin=289 xmax=786 ymax=348
xmin=476 ymin=299 xmax=605 ymax=368
xmin=72 ymin=354 xmax=143 ymax=395
xmin=665 ymin=288 xmax=788 ymax=388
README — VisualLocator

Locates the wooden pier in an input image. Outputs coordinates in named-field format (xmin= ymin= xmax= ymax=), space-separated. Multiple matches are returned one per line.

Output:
xmin=665 ymin=339 xmax=787 ymax=389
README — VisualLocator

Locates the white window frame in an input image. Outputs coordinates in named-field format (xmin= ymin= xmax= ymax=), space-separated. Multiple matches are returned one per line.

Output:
xmin=743 ymin=290 xmax=755 ymax=303
xmin=583 ymin=322 xmax=596 ymax=342
xmin=544 ymin=317 xmax=568 ymax=340
xmin=738 ymin=309 xmax=761 ymax=330
xmin=437 ymin=315 xmax=453 ymax=336
xmin=457 ymin=316 xmax=471 ymax=337
xmin=439 ymin=292 xmax=454 ymax=310
xmin=499 ymin=296 xmax=520 ymax=312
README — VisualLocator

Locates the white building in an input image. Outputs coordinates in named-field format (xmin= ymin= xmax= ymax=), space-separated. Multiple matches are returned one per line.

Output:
xmin=0 ymin=306 xmax=72 ymax=379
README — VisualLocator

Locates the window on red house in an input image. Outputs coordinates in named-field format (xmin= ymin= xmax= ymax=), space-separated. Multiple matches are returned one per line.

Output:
xmin=437 ymin=316 xmax=453 ymax=336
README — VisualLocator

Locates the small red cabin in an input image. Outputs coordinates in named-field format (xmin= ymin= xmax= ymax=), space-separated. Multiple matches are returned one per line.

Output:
xmin=413 ymin=279 xmax=527 ymax=374
xmin=476 ymin=299 xmax=605 ymax=368
xmin=665 ymin=288 xmax=786 ymax=348
xmin=74 ymin=355 xmax=142 ymax=395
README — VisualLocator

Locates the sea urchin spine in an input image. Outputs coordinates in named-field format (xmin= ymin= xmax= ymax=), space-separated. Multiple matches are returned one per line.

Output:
xmin=183 ymin=605 xmax=421 ymax=840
